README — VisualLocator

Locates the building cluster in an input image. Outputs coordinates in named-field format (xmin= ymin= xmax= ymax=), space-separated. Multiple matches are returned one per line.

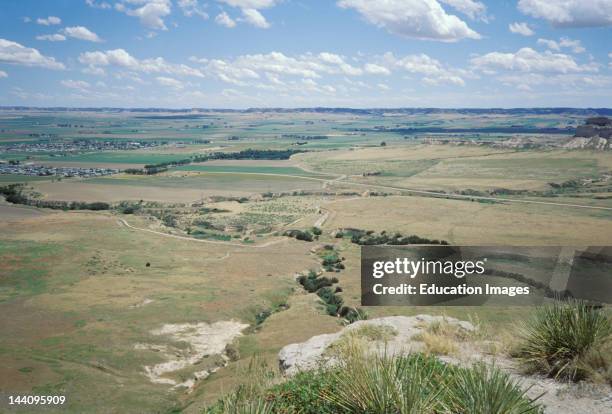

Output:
xmin=0 ymin=140 xmax=160 ymax=154
xmin=0 ymin=162 xmax=119 ymax=178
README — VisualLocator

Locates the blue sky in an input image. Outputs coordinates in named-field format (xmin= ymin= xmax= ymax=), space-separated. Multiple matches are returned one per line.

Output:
xmin=0 ymin=0 xmax=610 ymax=108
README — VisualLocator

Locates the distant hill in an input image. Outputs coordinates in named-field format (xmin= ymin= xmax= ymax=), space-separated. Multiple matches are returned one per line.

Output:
xmin=0 ymin=106 xmax=611 ymax=116
xmin=564 ymin=117 xmax=612 ymax=150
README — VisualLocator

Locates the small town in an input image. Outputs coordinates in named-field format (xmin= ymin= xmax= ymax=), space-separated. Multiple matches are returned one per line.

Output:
xmin=0 ymin=161 xmax=119 ymax=178
xmin=0 ymin=139 xmax=162 ymax=154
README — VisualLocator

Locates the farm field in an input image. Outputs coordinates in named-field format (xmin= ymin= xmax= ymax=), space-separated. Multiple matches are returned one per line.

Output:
xmin=1 ymin=109 xmax=611 ymax=413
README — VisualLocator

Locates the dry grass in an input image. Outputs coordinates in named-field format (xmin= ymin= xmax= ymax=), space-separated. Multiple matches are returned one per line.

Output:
xmin=322 ymin=195 xmax=612 ymax=245
xmin=413 ymin=320 xmax=471 ymax=356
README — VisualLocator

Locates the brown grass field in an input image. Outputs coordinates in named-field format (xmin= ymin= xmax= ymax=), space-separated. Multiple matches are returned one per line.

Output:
xmin=1 ymin=110 xmax=611 ymax=413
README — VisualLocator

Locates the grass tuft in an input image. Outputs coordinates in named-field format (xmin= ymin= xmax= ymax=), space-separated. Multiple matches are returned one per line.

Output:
xmin=515 ymin=299 xmax=611 ymax=381
xmin=448 ymin=363 xmax=543 ymax=414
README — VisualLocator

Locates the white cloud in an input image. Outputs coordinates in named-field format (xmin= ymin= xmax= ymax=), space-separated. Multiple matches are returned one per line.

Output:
xmin=215 ymin=12 xmax=236 ymax=27
xmin=508 ymin=22 xmax=534 ymax=36
xmin=178 ymin=0 xmax=208 ymax=18
xmin=36 ymin=34 xmax=67 ymax=42
xmin=23 ymin=17 xmax=32 ymax=23
xmin=0 ymin=38 xmax=65 ymax=69
xmin=217 ymin=0 xmax=278 ymax=8
xmin=36 ymin=16 xmax=61 ymax=26
xmin=86 ymin=0 xmax=112 ymax=9
xmin=318 ymin=52 xmax=363 ymax=75
xmin=239 ymin=8 xmax=270 ymax=28
xmin=196 ymin=51 xmax=371 ymax=84
xmin=559 ymin=37 xmax=585 ymax=53
xmin=471 ymin=47 xmax=597 ymax=74
xmin=115 ymin=0 xmax=172 ymax=30
xmin=62 ymin=26 xmax=103 ymax=42
xmin=439 ymin=0 xmax=487 ymax=21
xmin=518 ymin=0 xmax=612 ymax=28
xmin=79 ymin=48 xmax=204 ymax=77
xmin=156 ymin=76 xmax=184 ymax=89
xmin=499 ymin=73 xmax=612 ymax=90
xmin=61 ymin=79 xmax=91 ymax=90
xmin=337 ymin=0 xmax=481 ymax=42
xmin=423 ymin=73 xmax=465 ymax=86
xmin=537 ymin=37 xmax=585 ymax=53
xmin=0 ymin=70 xmax=7 ymax=78
xmin=377 ymin=83 xmax=390 ymax=90
xmin=364 ymin=63 xmax=391 ymax=75
xmin=216 ymin=0 xmax=278 ymax=28
xmin=537 ymin=38 xmax=560 ymax=50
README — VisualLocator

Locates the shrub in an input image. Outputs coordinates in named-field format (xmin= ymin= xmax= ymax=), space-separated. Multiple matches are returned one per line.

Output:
xmin=515 ymin=299 xmax=611 ymax=381
xmin=283 ymin=230 xmax=314 ymax=242
xmin=317 ymin=287 xmax=344 ymax=316
xmin=322 ymin=351 xmax=450 ymax=413
xmin=297 ymin=272 xmax=337 ymax=293
xmin=208 ymin=350 xmax=544 ymax=414
xmin=264 ymin=370 xmax=340 ymax=414
xmin=448 ymin=363 xmax=543 ymax=414
xmin=340 ymin=307 xmax=368 ymax=324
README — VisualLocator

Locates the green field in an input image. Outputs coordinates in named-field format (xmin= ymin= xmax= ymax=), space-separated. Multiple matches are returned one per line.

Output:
xmin=0 ymin=174 xmax=54 ymax=183
xmin=176 ymin=164 xmax=334 ymax=178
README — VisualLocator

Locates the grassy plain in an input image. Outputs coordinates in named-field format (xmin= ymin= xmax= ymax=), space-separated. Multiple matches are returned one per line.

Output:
xmin=1 ymin=110 xmax=611 ymax=413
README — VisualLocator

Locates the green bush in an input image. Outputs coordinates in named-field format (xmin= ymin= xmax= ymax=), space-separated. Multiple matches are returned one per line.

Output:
xmin=207 ymin=352 xmax=544 ymax=414
xmin=322 ymin=352 xmax=450 ymax=413
xmin=264 ymin=370 xmax=340 ymax=414
xmin=448 ymin=363 xmax=543 ymax=414
xmin=515 ymin=299 xmax=611 ymax=381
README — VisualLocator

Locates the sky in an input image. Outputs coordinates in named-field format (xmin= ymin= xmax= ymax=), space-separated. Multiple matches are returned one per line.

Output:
xmin=0 ymin=0 xmax=611 ymax=108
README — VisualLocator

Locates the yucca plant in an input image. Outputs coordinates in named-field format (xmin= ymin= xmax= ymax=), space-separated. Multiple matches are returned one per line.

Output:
xmin=516 ymin=299 xmax=611 ymax=381
xmin=321 ymin=345 xmax=449 ymax=413
xmin=217 ymin=394 xmax=275 ymax=414
xmin=448 ymin=363 xmax=543 ymax=414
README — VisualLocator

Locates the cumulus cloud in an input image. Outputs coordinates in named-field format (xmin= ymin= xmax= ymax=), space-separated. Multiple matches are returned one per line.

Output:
xmin=0 ymin=70 xmax=7 ymax=78
xmin=189 ymin=50 xmax=468 ymax=90
xmin=471 ymin=47 xmax=597 ymax=74
xmin=178 ymin=0 xmax=208 ymax=19
xmin=115 ymin=0 xmax=172 ymax=30
xmin=62 ymin=26 xmax=103 ymax=42
xmin=0 ymin=38 xmax=65 ymax=69
xmin=215 ymin=12 xmax=236 ymax=27
xmin=36 ymin=34 xmax=67 ymax=42
xmin=381 ymin=52 xmax=467 ymax=85
xmin=518 ymin=0 xmax=612 ymax=28
xmin=499 ymin=73 xmax=612 ymax=91
xmin=364 ymin=63 xmax=391 ymax=75
xmin=239 ymin=8 xmax=270 ymax=28
xmin=216 ymin=0 xmax=277 ymax=28
xmin=537 ymin=37 xmax=585 ymax=53
xmin=156 ymin=76 xmax=184 ymax=89
xmin=61 ymin=79 xmax=91 ymax=90
xmin=193 ymin=51 xmax=369 ymax=84
xmin=36 ymin=16 xmax=61 ymax=26
xmin=86 ymin=0 xmax=112 ymax=9
xmin=509 ymin=22 xmax=534 ymax=36
xmin=217 ymin=0 xmax=278 ymax=8
xmin=337 ymin=0 xmax=481 ymax=42
xmin=439 ymin=0 xmax=487 ymax=21
xmin=79 ymin=48 xmax=204 ymax=77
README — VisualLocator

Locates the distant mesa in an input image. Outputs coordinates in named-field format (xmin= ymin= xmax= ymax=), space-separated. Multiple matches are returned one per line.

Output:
xmin=564 ymin=117 xmax=612 ymax=150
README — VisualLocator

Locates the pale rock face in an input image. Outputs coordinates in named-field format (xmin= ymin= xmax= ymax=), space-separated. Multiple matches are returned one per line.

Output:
xmin=278 ymin=315 xmax=475 ymax=375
